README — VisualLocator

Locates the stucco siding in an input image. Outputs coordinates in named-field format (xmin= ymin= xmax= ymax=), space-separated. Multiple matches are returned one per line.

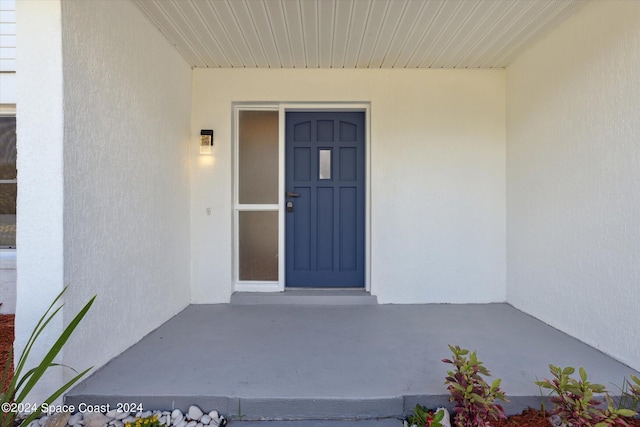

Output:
xmin=191 ymin=68 xmax=507 ymax=304
xmin=15 ymin=0 xmax=65 ymax=405
xmin=506 ymin=0 xmax=640 ymax=370
xmin=60 ymin=0 xmax=192 ymax=380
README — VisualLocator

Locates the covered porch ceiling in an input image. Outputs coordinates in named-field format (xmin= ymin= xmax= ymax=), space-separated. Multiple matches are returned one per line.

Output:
xmin=133 ymin=0 xmax=587 ymax=69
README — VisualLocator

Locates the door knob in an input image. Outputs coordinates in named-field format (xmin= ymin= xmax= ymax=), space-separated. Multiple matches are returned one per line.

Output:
xmin=287 ymin=192 xmax=300 ymax=198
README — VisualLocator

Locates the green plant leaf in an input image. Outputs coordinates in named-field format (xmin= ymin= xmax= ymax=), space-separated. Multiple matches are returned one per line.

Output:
xmin=19 ymin=366 xmax=93 ymax=427
xmin=616 ymin=408 xmax=637 ymax=417
xmin=10 ymin=294 xmax=66 ymax=403
xmin=579 ymin=367 xmax=587 ymax=382
xmin=16 ymin=294 xmax=95 ymax=402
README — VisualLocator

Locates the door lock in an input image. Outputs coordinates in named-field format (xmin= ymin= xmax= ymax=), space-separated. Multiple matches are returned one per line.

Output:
xmin=286 ymin=201 xmax=294 ymax=212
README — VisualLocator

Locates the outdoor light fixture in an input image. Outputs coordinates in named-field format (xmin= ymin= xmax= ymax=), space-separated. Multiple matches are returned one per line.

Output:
xmin=200 ymin=129 xmax=214 ymax=154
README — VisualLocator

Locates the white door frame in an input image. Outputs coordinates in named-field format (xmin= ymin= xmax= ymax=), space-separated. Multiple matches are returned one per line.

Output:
xmin=232 ymin=102 xmax=371 ymax=293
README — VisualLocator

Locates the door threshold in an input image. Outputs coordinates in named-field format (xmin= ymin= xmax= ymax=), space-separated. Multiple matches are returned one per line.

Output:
xmin=230 ymin=289 xmax=377 ymax=305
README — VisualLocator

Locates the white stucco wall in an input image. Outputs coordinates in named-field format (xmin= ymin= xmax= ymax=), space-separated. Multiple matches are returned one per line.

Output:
xmin=59 ymin=0 xmax=192 ymax=382
xmin=15 ymin=0 xmax=65 ymax=405
xmin=16 ymin=0 xmax=193 ymax=404
xmin=506 ymin=1 xmax=640 ymax=370
xmin=191 ymin=69 xmax=506 ymax=304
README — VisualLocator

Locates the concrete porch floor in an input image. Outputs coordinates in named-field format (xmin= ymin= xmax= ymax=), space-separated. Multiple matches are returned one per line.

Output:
xmin=66 ymin=303 xmax=639 ymax=422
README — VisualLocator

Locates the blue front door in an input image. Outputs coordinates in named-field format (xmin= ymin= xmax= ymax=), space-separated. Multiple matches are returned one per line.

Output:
xmin=285 ymin=112 xmax=365 ymax=288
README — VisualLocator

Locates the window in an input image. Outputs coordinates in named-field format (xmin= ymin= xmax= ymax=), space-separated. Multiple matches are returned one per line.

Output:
xmin=0 ymin=115 xmax=16 ymax=248
xmin=236 ymin=109 xmax=279 ymax=282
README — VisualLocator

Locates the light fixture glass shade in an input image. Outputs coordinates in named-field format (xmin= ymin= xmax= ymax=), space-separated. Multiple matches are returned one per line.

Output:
xmin=200 ymin=130 xmax=214 ymax=154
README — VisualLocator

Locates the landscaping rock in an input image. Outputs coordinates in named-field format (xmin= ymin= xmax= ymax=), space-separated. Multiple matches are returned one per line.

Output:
xmin=21 ymin=405 xmax=227 ymax=427
xmin=43 ymin=412 xmax=71 ymax=427
xmin=83 ymin=412 xmax=112 ymax=427
xmin=187 ymin=406 xmax=203 ymax=421
xmin=68 ymin=413 xmax=83 ymax=426
xmin=114 ymin=412 xmax=129 ymax=421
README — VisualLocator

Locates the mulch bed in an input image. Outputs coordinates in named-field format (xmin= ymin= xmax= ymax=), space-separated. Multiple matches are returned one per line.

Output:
xmin=492 ymin=408 xmax=552 ymax=426
xmin=1 ymin=313 xmax=14 ymax=392
xmin=491 ymin=407 xmax=640 ymax=426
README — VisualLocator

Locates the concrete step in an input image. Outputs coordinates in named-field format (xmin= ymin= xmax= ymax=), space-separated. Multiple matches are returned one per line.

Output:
xmin=66 ymin=304 xmax=639 ymax=422
xmin=230 ymin=290 xmax=377 ymax=305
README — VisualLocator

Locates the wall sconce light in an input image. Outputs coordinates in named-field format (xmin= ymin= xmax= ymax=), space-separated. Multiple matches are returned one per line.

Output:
xmin=200 ymin=129 xmax=214 ymax=154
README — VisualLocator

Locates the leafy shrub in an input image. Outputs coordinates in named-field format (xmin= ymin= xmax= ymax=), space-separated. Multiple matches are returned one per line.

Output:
xmin=442 ymin=345 xmax=507 ymax=427
xmin=0 ymin=287 xmax=95 ymax=427
xmin=125 ymin=415 xmax=161 ymax=427
xmin=405 ymin=404 xmax=445 ymax=427
xmin=629 ymin=375 xmax=640 ymax=405
xmin=536 ymin=365 xmax=636 ymax=427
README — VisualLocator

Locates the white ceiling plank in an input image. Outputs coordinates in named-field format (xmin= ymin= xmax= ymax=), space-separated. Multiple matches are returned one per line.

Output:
xmin=210 ymin=0 xmax=263 ymax=67
xmin=367 ymin=0 xmax=412 ymax=69
xmin=317 ymin=0 xmax=335 ymax=68
xmin=452 ymin=1 xmax=518 ymax=68
xmin=415 ymin=0 xmax=468 ymax=68
xmin=174 ymin=0 xmax=231 ymax=68
xmin=154 ymin=1 xmax=211 ymax=67
xmin=342 ymin=0 xmax=371 ymax=68
xmin=379 ymin=0 xmax=428 ymax=68
xmin=331 ymin=0 xmax=353 ymax=68
xmin=425 ymin=1 xmax=483 ymax=68
xmin=208 ymin=0 xmax=256 ymax=68
xmin=193 ymin=1 xmax=246 ymax=67
xmin=405 ymin=1 xmax=457 ymax=68
xmin=474 ymin=0 xmax=549 ymax=68
xmin=132 ymin=0 xmax=588 ymax=69
xmin=263 ymin=0 xmax=294 ymax=68
xmin=133 ymin=1 xmax=205 ymax=67
xmin=490 ymin=1 xmax=587 ymax=68
xmin=281 ymin=0 xmax=307 ymax=68
xmin=464 ymin=1 xmax=535 ymax=68
xmin=393 ymin=0 xmax=443 ymax=68
xmin=224 ymin=0 xmax=269 ymax=67
xmin=300 ymin=0 xmax=319 ymax=68
xmin=246 ymin=0 xmax=282 ymax=68
xmin=439 ymin=0 xmax=503 ymax=69
xmin=355 ymin=0 xmax=391 ymax=68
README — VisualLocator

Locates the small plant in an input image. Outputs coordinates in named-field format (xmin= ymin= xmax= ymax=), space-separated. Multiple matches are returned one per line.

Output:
xmin=442 ymin=345 xmax=507 ymax=427
xmin=405 ymin=404 xmax=445 ymax=427
xmin=125 ymin=415 xmax=161 ymax=427
xmin=612 ymin=375 xmax=640 ymax=414
xmin=535 ymin=365 xmax=637 ymax=427
xmin=0 ymin=287 xmax=95 ymax=427
xmin=629 ymin=375 xmax=640 ymax=406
